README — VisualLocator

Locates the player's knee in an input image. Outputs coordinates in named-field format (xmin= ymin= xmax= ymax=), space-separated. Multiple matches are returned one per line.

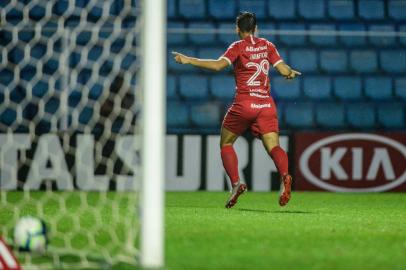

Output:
xmin=220 ymin=130 xmax=238 ymax=148
xmin=267 ymin=139 xmax=279 ymax=148
xmin=261 ymin=133 xmax=280 ymax=152
xmin=220 ymin=141 xmax=233 ymax=149
xmin=268 ymin=143 xmax=280 ymax=153
xmin=220 ymin=134 xmax=236 ymax=148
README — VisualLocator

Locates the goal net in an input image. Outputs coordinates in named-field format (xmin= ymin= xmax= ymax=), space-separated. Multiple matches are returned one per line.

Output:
xmin=0 ymin=0 xmax=149 ymax=269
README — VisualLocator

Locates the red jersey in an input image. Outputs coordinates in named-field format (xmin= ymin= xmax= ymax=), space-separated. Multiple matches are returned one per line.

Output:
xmin=220 ymin=35 xmax=283 ymax=99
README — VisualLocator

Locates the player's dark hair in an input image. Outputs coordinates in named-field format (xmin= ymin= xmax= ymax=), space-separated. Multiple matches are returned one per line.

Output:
xmin=236 ymin=12 xmax=257 ymax=33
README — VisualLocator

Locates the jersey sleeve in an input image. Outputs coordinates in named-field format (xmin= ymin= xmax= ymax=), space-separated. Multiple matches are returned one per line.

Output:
xmin=221 ymin=42 xmax=239 ymax=65
xmin=268 ymin=42 xmax=283 ymax=67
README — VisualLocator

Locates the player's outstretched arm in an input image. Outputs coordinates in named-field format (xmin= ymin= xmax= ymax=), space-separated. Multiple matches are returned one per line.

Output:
xmin=275 ymin=62 xmax=301 ymax=80
xmin=172 ymin=51 xmax=229 ymax=72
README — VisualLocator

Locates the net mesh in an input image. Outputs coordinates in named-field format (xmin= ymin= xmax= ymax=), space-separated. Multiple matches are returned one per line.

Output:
xmin=0 ymin=0 xmax=140 ymax=269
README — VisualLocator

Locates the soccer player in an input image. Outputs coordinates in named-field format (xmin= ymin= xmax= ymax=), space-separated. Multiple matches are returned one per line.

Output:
xmin=172 ymin=12 xmax=301 ymax=208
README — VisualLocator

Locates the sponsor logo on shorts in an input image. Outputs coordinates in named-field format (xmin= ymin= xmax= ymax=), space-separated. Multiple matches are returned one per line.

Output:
xmin=251 ymin=103 xmax=271 ymax=109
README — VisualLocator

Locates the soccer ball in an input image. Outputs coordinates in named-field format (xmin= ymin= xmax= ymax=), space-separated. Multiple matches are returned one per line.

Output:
xmin=13 ymin=216 xmax=48 ymax=252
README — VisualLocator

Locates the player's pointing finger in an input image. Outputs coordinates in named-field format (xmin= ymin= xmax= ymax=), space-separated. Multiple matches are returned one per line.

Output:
xmin=172 ymin=51 xmax=181 ymax=63
xmin=292 ymin=69 xmax=302 ymax=76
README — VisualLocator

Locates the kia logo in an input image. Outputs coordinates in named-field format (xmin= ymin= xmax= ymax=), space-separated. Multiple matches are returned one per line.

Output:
xmin=299 ymin=134 xmax=406 ymax=192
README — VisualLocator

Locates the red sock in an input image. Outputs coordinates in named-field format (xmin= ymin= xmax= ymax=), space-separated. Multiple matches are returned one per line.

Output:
xmin=221 ymin=145 xmax=240 ymax=187
xmin=269 ymin=146 xmax=289 ymax=177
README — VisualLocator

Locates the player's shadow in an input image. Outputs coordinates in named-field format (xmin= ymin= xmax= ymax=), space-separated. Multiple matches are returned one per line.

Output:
xmin=237 ymin=208 xmax=314 ymax=214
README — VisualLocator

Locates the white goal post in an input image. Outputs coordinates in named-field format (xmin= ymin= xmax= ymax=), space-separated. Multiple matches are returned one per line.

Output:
xmin=140 ymin=0 xmax=166 ymax=268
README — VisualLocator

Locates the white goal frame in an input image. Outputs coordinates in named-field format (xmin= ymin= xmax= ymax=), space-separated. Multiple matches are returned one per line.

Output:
xmin=140 ymin=0 xmax=166 ymax=268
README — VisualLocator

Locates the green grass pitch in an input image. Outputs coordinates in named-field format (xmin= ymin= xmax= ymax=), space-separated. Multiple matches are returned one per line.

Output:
xmin=1 ymin=191 xmax=406 ymax=270
xmin=165 ymin=192 xmax=406 ymax=270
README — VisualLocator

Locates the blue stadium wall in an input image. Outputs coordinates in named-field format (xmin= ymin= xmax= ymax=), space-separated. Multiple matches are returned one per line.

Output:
xmin=166 ymin=0 xmax=406 ymax=133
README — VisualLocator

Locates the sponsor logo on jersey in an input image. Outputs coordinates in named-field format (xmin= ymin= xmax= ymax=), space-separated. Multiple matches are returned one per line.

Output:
xmin=245 ymin=45 xmax=267 ymax=52
xmin=250 ymin=89 xmax=268 ymax=94
xmin=296 ymin=133 xmax=406 ymax=192
xmin=251 ymin=103 xmax=271 ymax=109
xmin=249 ymin=93 xmax=269 ymax=98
